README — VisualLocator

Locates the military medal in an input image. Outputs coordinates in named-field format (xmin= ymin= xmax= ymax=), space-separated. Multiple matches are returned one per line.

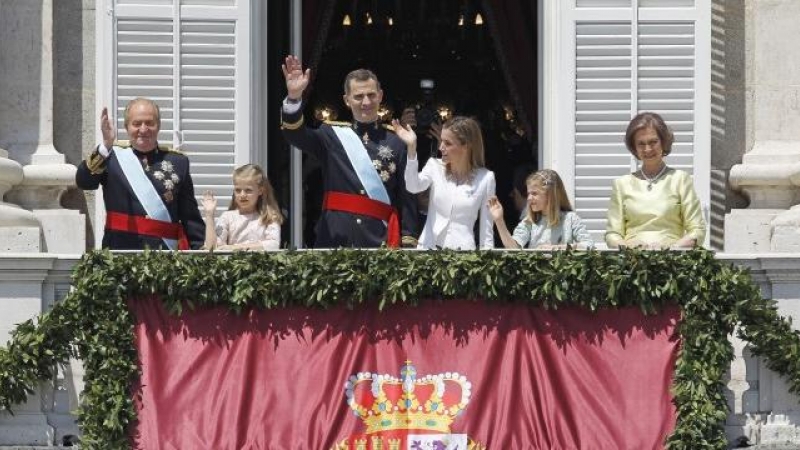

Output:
xmin=362 ymin=132 xmax=370 ymax=145
xmin=377 ymin=145 xmax=393 ymax=160
xmin=152 ymin=160 xmax=179 ymax=203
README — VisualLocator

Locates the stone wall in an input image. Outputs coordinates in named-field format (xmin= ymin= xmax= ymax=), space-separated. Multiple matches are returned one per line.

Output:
xmin=0 ymin=1 xmax=43 ymax=150
xmin=745 ymin=0 xmax=800 ymax=145
xmin=710 ymin=0 xmax=746 ymax=250
xmin=724 ymin=0 xmax=800 ymax=253
xmin=0 ymin=254 xmax=80 ymax=447
xmin=0 ymin=0 xmax=89 ymax=254
xmin=724 ymin=255 xmax=800 ymax=446
xmin=53 ymin=0 xmax=96 ymax=248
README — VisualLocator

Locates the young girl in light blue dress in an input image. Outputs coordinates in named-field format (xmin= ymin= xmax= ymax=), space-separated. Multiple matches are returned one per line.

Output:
xmin=489 ymin=169 xmax=593 ymax=249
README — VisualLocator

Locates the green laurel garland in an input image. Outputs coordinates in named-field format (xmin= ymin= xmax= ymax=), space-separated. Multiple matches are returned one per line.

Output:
xmin=0 ymin=248 xmax=798 ymax=449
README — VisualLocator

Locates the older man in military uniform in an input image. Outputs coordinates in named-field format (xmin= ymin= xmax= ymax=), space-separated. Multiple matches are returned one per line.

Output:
xmin=76 ymin=98 xmax=205 ymax=250
xmin=281 ymin=55 xmax=418 ymax=248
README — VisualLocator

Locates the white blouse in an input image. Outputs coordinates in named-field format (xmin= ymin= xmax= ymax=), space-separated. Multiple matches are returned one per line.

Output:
xmin=405 ymin=157 xmax=495 ymax=250
xmin=214 ymin=210 xmax=281 ymax=250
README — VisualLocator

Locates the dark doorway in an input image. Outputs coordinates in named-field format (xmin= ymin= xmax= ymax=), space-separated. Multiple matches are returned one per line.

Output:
xmin=268 ymin=0 xmax=537 ymax=247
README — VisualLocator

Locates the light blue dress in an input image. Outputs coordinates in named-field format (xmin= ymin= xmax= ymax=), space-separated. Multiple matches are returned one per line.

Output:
xmin=511 ymin=211 xmax=593 ymax=248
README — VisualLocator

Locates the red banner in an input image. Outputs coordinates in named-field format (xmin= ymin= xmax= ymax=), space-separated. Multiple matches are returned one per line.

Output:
xmin=131 ymin=296 xmax=678 ymax=450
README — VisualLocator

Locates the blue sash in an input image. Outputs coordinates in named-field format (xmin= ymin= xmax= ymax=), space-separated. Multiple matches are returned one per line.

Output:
xmin=114 ymin=147 xmax=178 ymax=250
xmin=331 ymin=126 xmax=391 ymax=205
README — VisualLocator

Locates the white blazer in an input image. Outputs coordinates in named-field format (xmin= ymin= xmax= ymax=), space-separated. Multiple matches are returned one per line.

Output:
xmin=405 ymin=157 xmax=495 ymax=250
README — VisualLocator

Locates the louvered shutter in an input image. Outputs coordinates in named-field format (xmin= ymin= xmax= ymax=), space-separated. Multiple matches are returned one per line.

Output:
xmin=99 ymin=0 xmax=250 ymax=211
xmin=551 ymin=0 xmax=710 ymax=245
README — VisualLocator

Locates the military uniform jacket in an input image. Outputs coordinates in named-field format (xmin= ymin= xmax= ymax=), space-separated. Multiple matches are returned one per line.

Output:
xmin=282 ymin=106 xmax=418 ymax=248
xmin=76 ymin=144 xmax=206 ymax=250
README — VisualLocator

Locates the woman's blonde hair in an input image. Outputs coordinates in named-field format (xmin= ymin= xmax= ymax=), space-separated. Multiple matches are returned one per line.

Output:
xmin=230 ymin=164 xmax=283 ymax=226
xmin=441 ymin=116 xmax=485 ymax=175
xmin=525 ymin=169 xmax=572 ymax=227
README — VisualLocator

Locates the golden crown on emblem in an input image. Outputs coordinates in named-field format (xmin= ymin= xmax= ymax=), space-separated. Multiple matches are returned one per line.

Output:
xmin=345 ymin=360 xmax=472 ymax=434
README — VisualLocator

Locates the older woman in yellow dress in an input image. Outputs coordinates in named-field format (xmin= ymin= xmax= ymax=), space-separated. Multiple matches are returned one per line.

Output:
xmin=605 ymin=112 xmax=706 ymax=249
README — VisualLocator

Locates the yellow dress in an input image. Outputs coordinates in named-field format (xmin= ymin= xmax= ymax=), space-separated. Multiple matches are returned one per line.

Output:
xmin=605 ymin=168 xmax=706 ymax=247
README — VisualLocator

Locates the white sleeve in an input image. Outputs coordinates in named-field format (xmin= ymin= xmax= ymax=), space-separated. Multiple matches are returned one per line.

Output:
xmin=282 ymin=97 xmax=302 ymax=115
xmin=214 ymin=213 xmax=229 ymax=247
xmin=97 ymin=143 xmax=111 ymax=158
xmin=479 ymin=171 xmax=496 ymax=249
xmin=404 ymin=157 xmax=434 ymax=194
xmin=260 ymin=223 xmax=281 ymax=250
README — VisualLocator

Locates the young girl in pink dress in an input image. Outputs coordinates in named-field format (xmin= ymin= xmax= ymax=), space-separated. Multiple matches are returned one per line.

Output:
xmin=202 ymin=164 xmax=283 ymax=250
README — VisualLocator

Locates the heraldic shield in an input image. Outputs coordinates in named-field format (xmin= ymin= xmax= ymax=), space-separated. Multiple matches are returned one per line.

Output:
xmin=332 ymin=361 xmax=485 ymax=450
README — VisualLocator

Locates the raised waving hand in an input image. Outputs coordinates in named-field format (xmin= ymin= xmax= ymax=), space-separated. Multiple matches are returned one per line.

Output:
xmin=281 ymin=55 xmax=311 ymax=100
xmin=100 ymin=107 xmax=116 ymax=149
xmin=391 ymin=119 xmax=418 ymax=157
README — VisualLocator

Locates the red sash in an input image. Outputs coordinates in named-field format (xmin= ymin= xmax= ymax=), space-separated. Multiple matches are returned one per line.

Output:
xmin=105 ymin=211 xmax=190 ymax=250
xmin=322 ymin=191 xmax=400 ymax=248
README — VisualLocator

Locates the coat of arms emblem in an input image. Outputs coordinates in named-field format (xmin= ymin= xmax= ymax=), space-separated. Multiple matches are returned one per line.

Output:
xmin=333 ymin=361 xmax=485 ymax=450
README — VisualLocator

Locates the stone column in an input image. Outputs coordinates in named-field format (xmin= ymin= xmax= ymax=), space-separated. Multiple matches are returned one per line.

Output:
xmin=726 ymin=1 xmax=800 ymax=253
xmin=727 ymin=141 xmax=800 ymax=252
xmin=0 ymin=148 xmax=41 ymax=252
xmin=0 ymin=256 xmax=58 ymax=446
xmin=4 ymin=0 xmax=84 ymax=254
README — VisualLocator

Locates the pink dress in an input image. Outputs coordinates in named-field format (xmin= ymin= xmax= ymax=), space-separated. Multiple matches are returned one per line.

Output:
xmin=214 ymin=210 xmax=281 ymax=250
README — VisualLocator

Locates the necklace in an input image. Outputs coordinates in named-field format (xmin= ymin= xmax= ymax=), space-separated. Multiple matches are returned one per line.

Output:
xmin=641 ymin=164 xmax=667 ymax=191
xmin=447 ymin=169 xmax=474 ymax=186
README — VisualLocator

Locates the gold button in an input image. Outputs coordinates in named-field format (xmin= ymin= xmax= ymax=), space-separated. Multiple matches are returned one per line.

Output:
xmin=356 ymin=218 xmax=362 ymax=224
xmin=359 ymin=189 xmax=366 ymax=195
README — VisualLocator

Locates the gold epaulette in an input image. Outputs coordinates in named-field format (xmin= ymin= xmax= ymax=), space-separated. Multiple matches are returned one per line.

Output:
xmin=86 ymin=150 xmax=107 ymax=175
xmin=401 ymin=235 xmax=418 ymax=248
xmin=113 ymin=140 xmax=181 ymax=154
xmin=382 ymin=123 xmax=396 ymax=132
xmin=281 ymin=115 xmax=305 ymax=130
xmin=114 ymin=140 xmax=183 ymax=155
xmin=324 ymin=120 xmax=352 ymax=127
xmin=159 ymin=144 xmax=182 ymax=154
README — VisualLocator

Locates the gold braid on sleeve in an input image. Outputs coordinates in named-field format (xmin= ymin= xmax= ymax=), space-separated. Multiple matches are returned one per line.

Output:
xmin=281 ymin=115 xmax=305 ymax=131
xmin=86 ymin=150 xmax=108 ymax=175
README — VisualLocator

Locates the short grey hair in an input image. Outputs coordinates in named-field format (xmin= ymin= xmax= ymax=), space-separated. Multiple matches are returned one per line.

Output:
xmin=124 ymin=97 xmax=162 ymax=129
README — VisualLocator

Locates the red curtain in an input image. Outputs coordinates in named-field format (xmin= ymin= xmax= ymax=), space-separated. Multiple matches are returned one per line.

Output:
xmin=131 ymin=297 xmax=678 ymax=450
xmin=482 ymin=0 xmax=537 ymax=142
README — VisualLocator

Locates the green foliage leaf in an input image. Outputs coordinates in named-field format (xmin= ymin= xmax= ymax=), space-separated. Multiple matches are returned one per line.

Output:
xmin=0 ymin=248 xmax=796 ymax=450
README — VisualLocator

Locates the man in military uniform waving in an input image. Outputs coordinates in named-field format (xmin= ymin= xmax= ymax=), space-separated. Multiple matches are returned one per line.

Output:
xmin=281 ymin=55 xmax=418 ymax=248
xmin=76 ymin=98 xmax=205 ymax=250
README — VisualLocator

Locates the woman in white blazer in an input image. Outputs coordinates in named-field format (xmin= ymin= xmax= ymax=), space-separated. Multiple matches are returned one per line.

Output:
xmin=393 ymin=116 xmax=495 ymax=250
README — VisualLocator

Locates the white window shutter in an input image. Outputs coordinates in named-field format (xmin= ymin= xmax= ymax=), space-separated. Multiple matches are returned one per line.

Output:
xmin=574 ymin=20 xmax=634 ymax=240
xmin=552 ymin=0 xmax=710 ymax=246
xmin=101 ymin=0 xmax=250 ymax=211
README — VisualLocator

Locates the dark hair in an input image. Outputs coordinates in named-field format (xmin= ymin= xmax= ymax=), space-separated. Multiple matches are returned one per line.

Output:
xmin=343 ymin=69 xmax=381 ymax=95
xmin=624 ymin=112 xmax=674 ymax=158
xmin=124 ymin=97 xmax=161 ymax=130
